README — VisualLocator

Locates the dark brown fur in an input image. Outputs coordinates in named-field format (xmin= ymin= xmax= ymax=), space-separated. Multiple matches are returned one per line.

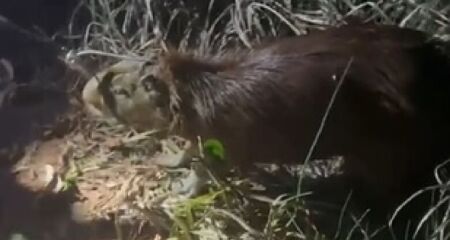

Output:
xmin=87 ymin=23 xmax=450 ymax=233
xmin=154 ymin=23 xmax=450 ymax=209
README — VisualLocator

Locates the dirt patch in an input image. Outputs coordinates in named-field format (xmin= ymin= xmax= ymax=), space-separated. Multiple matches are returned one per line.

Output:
xmin=2 ymin=117 xmax=169 ymax=240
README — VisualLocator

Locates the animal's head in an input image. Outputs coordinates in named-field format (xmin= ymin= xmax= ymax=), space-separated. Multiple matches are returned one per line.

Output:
xmin=81 ymin=58 xmax=176 ymax=131
xmin=81 ymin=49 xmax=233 ymax=131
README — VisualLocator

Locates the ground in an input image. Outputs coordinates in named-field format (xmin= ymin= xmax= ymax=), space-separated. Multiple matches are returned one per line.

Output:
xmin=0 ymin=69 xmax=172 ymax=239
xmin=1 ymin=1 xmax=448 ymax=239
xmin=0 ymin=73 xmax=339 ymax=239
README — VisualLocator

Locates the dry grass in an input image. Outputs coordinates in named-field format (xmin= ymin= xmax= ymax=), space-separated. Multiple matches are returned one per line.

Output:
xmin=51 ymin=0 xmax=450 ymax=239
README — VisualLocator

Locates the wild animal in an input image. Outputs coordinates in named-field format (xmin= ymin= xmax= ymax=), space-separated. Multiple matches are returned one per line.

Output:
xmin=82 ymin=23 xmax=450 ymax=235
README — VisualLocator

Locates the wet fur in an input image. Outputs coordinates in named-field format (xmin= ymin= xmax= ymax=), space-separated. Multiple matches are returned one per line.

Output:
xmin=156 ymin=23 xmax=450 ymax=212
xmin=85 ymin=23 xmax=450 ymax=230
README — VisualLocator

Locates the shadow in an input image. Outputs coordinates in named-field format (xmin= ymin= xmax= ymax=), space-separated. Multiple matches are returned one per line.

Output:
xmin=0 ymin=169 xmax=73 ymax=239
xmin=0 ymin=168 xmax=166 ymax=240
xmin=0 ymin=0 xmax=90 ymax=48
xmin=0 ymin=15 xmax=74 ymax=166
xmin=247 ymin=163 xmax=442 ymax=240
xmin=0 ymin=13 xmax=84 ymax=240
xmin=0 ymin=13 xmax=165 ymax=240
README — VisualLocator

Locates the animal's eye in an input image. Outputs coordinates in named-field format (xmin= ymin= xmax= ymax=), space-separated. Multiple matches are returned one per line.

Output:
xmin=111 ymin=88 xmax=130 ymax=97
xmin=140 ymin=75 xmax=158 ymax=92
xmin=138 ymin=60 xmax=153 ymax=75
xmin=142 ymin=60 xmax=153 ymax=67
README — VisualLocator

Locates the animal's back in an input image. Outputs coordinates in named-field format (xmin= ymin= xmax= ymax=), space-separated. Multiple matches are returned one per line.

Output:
xmin=201 ymin=24 xmax=450 ymax=207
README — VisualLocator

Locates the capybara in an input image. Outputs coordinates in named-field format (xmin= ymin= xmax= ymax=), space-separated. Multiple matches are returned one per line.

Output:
xmin=82 ymin=22 xmax=450 ymax=235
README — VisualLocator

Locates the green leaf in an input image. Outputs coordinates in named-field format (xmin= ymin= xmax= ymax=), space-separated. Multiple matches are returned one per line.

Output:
xmin=203 ymin=138 xmax=225 ymax=160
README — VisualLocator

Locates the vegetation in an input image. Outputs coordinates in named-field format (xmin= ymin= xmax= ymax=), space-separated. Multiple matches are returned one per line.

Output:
xmin=60 ymin=0 xmax=450 ymax=239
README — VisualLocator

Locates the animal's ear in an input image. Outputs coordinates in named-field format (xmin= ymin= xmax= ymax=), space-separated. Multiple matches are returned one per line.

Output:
xmin=138 ymin=59 xmax=155 ymax=75
xmin=157 ymin=50 xmax=229 ymax=84
xmin=97 ymin=71 xmax=117 ymax=100
xmin=97 ymin=71 xmax=126 ymax=121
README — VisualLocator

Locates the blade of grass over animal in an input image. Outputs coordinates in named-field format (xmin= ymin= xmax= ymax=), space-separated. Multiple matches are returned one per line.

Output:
xmin=296 ymin=57 xmax=354 ymax=196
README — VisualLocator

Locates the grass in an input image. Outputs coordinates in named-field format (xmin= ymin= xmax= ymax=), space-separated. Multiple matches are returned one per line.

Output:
xmin=60 ymin=0 xmax=450 ymax=239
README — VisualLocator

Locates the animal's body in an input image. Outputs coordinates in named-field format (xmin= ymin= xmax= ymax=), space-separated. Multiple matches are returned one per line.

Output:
xmin=82 ymin=23 xmax=450 ymax=233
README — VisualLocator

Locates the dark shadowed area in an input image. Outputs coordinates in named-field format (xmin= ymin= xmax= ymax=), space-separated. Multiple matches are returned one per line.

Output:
xmin=0 ymin=9 xmax=121 ymax=240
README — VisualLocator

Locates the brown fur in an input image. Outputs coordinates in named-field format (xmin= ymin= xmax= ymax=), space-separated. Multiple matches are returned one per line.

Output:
xmin=83 ymin=23 xmax=450 ymax=225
